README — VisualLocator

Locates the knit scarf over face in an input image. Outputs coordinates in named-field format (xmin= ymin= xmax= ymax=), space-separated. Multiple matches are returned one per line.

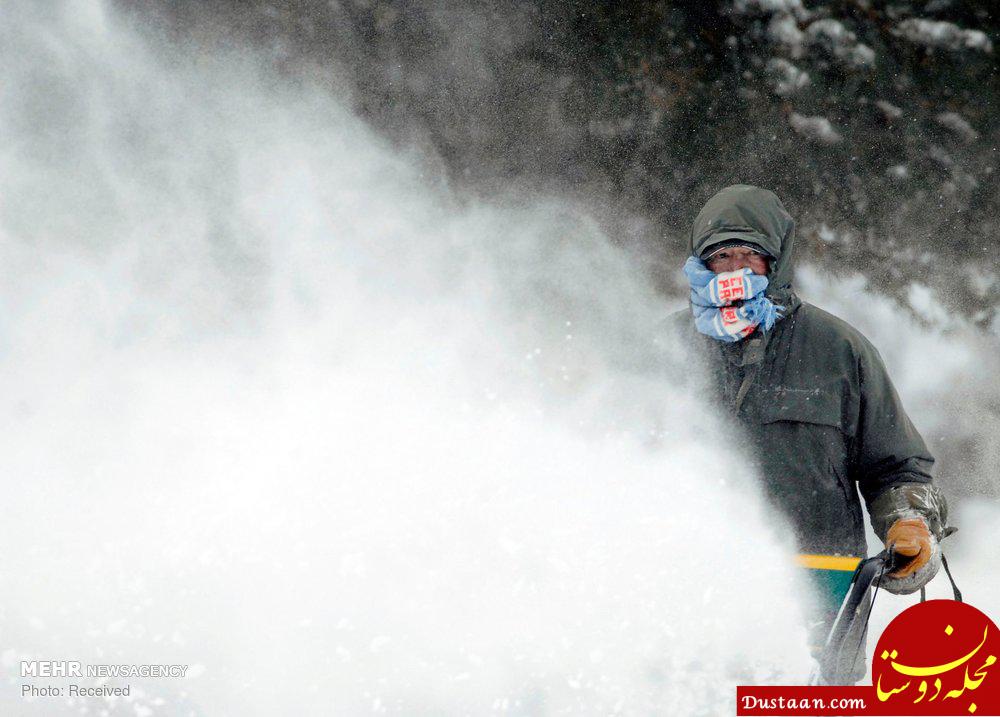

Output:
xmin=683 ymin=256 xmax=784 ymax=342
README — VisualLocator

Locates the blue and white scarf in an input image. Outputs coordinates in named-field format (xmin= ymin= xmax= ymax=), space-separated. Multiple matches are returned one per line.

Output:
xmin=683 ymin=256 xmax=783 ymax=342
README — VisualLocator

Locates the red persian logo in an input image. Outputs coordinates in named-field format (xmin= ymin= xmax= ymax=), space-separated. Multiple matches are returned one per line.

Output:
xmin=873 ymin=600 xmax=1000 ymax=715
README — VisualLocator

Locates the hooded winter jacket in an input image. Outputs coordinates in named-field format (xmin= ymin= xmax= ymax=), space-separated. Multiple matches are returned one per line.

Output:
xmin=674 ymin=185 xmax=948 ymax=558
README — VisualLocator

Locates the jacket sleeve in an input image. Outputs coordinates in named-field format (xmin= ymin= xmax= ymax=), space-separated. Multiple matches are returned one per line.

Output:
xmin=850 ymin=339 xmax=949 ymax=541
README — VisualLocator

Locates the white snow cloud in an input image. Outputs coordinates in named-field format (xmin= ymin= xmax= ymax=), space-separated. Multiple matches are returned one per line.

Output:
xmin=804 ymin=19 xmax=876 ymax=69
xmin=876 ymin=100 xmax=904 ymax=120
xmin=0 ymin=1 xmax=814 ymax=715
xmin=788 ymin=113 xmax=844 ymax=145
xmin=731 ymin=0 xmax=809 ymax=19
xmin=767 ymin=13 xmax=807 ymax=56
xmin=765 ymin=58 xmax=810 ymax=96
xmin=935 ymin=111 xmax=980 ymax=142
xmin=894 ymin=18 xmax=994 ymax=53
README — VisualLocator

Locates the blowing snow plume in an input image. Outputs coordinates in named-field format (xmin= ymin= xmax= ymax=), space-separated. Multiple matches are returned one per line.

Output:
xmin=0 ymin=1 xmax=816 ymax=715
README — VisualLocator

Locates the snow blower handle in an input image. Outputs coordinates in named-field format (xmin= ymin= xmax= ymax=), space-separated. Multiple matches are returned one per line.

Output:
xmin=883 ymin=541 xmax=910 ymax=575
xmin=885 ymin=539 xmax=963 ymax=603
xmin=815 ymin=548 xmax=963 ymax=685
xmin=814 ymin=551 xmax=891 ymax=685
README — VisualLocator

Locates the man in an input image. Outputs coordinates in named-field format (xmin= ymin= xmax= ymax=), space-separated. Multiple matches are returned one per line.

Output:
xmin=673 ymin=185 xmax=951 ymax=681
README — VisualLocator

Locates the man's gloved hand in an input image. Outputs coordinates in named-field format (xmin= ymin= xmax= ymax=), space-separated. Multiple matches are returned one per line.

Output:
xmin=886 ymin=518 xmax=932 ymax=578
xmin=879 ymin=517 xmax=941 ymax=595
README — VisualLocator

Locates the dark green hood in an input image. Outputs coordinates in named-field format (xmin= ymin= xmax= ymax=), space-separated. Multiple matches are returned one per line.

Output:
xmin=689 ymin=184 xmax=797 ymax=294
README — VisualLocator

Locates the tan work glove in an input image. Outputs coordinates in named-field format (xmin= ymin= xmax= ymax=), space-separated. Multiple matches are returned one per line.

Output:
xmin=885 ymin=517 xmax=933 ymax=578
